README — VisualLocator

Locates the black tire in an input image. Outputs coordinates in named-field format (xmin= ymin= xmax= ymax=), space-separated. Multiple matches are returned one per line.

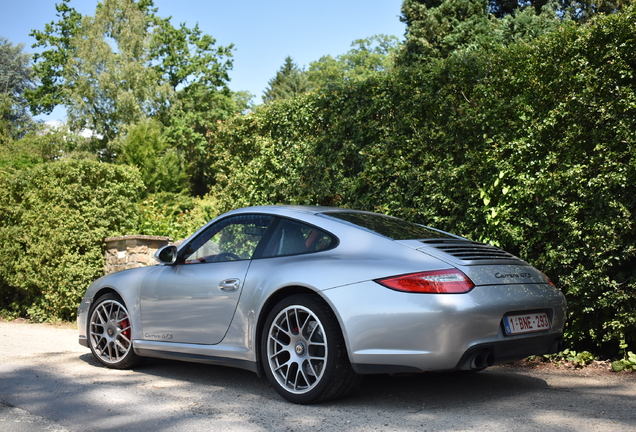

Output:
xmin=261 ymin=294 xmax=361 ymax=404
xmin=87 ymin=293 xmax=145 ymax=369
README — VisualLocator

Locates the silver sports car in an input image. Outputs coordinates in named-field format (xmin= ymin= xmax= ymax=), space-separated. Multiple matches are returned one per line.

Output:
xmin=78 ymin=206 xmax=567 ymax=403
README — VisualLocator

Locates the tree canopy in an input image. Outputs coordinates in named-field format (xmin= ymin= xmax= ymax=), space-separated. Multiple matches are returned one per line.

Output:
xmin=263 ymin=35 xmax=400 ymax=103
xmin=307 ymin=35 xmax=399 ymax=88
xmin=27 ymin=0 xmax=247 ymax=195
xmin=0 ymin=37 xmax=35 ymax=142
xmin=398 ymin=0 xmax=562 ymax=63
xmin=27 ymin=0 xmax=234 ymax=145
xmin=399 ymin=0 xmax=636 ymax=65
xmin=262 ymin=56 xmax=310 ymax=104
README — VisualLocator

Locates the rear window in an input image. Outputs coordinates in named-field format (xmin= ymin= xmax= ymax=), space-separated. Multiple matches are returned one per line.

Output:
xmin=322 ymin=211 xmax=454 ymax=240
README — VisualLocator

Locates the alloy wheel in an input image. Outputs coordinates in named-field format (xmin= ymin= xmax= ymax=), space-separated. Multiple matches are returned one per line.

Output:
xmin=266 ymin=305 xmax=328 ymax=394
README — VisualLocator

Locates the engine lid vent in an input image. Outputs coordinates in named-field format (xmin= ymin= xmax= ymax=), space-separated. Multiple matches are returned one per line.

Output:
xmin=418 ymin=239 xmax=526 ymax=266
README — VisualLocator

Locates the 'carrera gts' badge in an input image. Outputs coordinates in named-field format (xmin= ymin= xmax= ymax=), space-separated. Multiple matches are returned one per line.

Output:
xmin=495 ymin=272 xmax=532 ymax=279
xmin=144 ymin=333 xmax=173 ymax=340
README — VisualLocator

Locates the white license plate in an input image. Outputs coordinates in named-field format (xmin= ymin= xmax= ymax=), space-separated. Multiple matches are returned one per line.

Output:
xmin=503 ymin=312 xmax=550 ymax=335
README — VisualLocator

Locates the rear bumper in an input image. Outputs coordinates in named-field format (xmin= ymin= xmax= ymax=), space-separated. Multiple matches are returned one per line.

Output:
xmin=322 ymin=280 xmax=567 ymax=374
xmin=455 ymin=333 xmax=564 ymax=371
xmin=351 ymin=333 xmax=563 ymax=374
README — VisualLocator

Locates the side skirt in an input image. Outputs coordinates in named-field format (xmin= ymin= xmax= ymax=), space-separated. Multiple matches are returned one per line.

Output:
xmin=134 ymin=347 xmax=259 ymax=374
xmin=132 ymin=339 xmax=258 ymax=374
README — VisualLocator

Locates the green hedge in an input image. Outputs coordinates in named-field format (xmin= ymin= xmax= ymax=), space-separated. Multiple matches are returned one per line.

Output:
xmin=0 ymin=159 xmax=143 ymax=321
xmin=208 ymin=10 xmax=636 ymax=355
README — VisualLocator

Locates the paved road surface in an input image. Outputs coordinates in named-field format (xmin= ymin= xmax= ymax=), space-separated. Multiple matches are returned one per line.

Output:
xmin=1 ymin=321 xmax=635 ymax=432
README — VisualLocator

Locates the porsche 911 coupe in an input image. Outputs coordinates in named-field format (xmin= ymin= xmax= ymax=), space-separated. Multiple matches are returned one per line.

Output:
xmin=78 ymin=206 xmax=566 ymax=403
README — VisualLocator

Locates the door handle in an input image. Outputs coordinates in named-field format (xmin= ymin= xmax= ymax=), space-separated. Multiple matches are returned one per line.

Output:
xmin=219 ymin=278 xmax=240 ymax=292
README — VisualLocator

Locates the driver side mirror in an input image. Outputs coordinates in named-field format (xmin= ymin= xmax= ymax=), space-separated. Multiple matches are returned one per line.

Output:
xmin=155 ymin=245 xmax=178 ymax=264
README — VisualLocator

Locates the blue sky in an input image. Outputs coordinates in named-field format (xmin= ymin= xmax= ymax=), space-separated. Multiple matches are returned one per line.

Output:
xmin=2 ymin=0 xmax=406 ymax=122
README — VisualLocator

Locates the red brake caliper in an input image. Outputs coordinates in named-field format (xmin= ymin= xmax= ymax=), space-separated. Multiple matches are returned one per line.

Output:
xmin=120 ymin=317 xmax=131 ymax=339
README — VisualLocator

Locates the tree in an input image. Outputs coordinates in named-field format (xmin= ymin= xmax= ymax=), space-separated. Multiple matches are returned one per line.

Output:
xmin=263 ymin=37 xmax=400 ymax=101
xmin=262 ymin=57 xmax=310 ymax=104
xmin=399 ymin=0 xmax=635 ymax=65
xmin=28 ymin=0 xmax=240 ymax=195
xmin=29 ymin=0 xmax=172 ymax=144
xmin=27 ymin=1 xmax=235 ymax=142
xmin=307 ymin=35 xmax=399 ymax=89
xmin=147 ymin=5 xmax=244 ymax=195
xmin=399 ymin=0 xmax=493 ymax=62
xmin=149 ymin=16 xmax=234 ymax=92
xmin=397 ymin=0 xmax=560 ymax=64
xmin=0 ymin=37 xmax=36 ymax=142
xmin=117 ymin=118 xmax=187 ymax=194
xmin=26 ymin=1 xmax=81 ymax=116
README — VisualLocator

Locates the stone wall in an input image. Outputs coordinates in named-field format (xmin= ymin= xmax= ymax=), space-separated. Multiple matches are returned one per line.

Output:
xmin=104 ymin=235 xmax=172 ymax=275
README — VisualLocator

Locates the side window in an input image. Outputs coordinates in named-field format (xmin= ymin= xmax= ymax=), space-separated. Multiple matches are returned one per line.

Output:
xmin=184 ymin=215 xmax=274 ymax=263
xmin=261 ymin=218 xmax=336 ymax=258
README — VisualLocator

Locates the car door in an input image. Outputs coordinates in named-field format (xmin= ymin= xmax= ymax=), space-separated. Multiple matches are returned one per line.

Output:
xmin=140 ymin=214 xmax=274 ymax=345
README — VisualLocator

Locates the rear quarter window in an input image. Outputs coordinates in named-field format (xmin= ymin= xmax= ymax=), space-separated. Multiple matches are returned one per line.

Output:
xmin=260 ymin=218 xmax=337 ymax=258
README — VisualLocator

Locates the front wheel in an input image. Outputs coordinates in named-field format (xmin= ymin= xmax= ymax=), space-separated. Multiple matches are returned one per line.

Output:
xmin=261 ymin=294 xmax=360 ymax=404
xmin=88 ymin=293 xmax=144 ymax=369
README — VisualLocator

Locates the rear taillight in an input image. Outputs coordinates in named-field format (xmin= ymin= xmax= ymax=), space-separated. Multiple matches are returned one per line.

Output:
xmin=375 ymin=269 xmax=475 ymax=294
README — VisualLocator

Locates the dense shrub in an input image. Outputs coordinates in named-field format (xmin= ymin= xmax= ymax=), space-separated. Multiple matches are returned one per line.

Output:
xmin=208 ymin=9 xmax=636 ymax=355
xmin=0 ymin=159 xmax=143 ymax=321
xmin=460 ymin=14 xmax=636 ymax=353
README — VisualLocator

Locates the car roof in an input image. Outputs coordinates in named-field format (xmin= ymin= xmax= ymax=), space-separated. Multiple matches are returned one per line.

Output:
xmin=226 ymin=205 xmax=393 ymax=218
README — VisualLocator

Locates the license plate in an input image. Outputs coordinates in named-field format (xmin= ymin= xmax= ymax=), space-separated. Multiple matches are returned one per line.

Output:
xmin=503 ymin=312 xmax=550 ymax=335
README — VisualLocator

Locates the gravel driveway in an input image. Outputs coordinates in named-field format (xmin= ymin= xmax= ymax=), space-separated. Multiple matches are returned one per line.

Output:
xmin=1 ymin=320 xmax=635 ymax=432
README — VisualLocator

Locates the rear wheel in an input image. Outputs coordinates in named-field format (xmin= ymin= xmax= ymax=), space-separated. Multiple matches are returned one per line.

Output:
xmin=88 ymin=293 xmax=144 ymax=369
xmin=261 ymin=294 xmax=360 ymax=404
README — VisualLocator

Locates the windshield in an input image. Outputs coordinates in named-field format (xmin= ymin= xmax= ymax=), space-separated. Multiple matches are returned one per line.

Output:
xmin=321 ymin=211 xmax=454 ymax=240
